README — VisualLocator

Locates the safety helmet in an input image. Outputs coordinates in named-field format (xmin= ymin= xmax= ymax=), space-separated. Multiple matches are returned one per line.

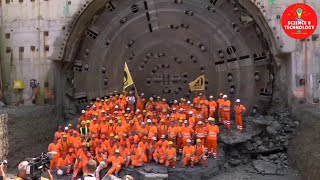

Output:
xmin=196 ymin=139 xmax=201 ymax=143
xmin=223 ymin=95 xmax=227 ymax=98
xmin=168 ymin=141 xmax=173 ymax=145
xmin=186 ymin=139 xmax=191 ymax=143
xmin=236 ymin=99 xmax=240 ymax=103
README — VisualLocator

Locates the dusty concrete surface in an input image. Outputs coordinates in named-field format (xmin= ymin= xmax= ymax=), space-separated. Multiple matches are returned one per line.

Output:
xmin=0 ymin=105 xmax=58 ymax=173
xmin=288 ymin=104 xmax=320 ymax=180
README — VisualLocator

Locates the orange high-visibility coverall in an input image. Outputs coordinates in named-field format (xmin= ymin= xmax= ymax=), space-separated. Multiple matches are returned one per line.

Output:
xmin=165 ymin=147 xmax=177 ymax=168
xmin=217 ymin=98 xmax=224 ymax=124
xmin=158 ymin=124 xmax=168 ymax=138
xmin=194 ymin=112 xmax=204 ymax=125
xmin=180 ymin=126 xmax=194 ymax=146
xmin=48 ymin=142 xmax=60 ymax=170
xmin=137 ymin=126 xmax=149 ymax=140
xmin=234 ymin=104 xmax=247 ymax=131
xmin=57 ymin=157 xmax=71 ymax=174
xmin=157 ymin=140 xmax=169 ymax=149
xmin=107 ymin=155 xmax=125 ymax=175
xmin=107 ymin=145 xmax=118 ymax=157
xmin=222 ymin=100 xmax=231 ymax=129
xmin=148 ymin=126 xmax=158 ymax=140
xmin=176 ymin=124 xmax=184 ymax=152
xmin=90 ymin=122 xmax=100 ymax=136
xmin=119 ymin=147 xmax=130 ymax=167
xmin=115 ymin=125 xmax=127 ymax=137
xmin=73 ymin=155 xmax=89 ymax=178
xmin=131 ymin=146 xmax=144 ymax=166
xmin=167 ymin=126 xmax=177 ymax=145
xmin=145 ymin=101 xmax=155 ymax=111
xmin=195 ymin=127 xmax=207 ymax=146
xmin=208 ymin=100 xmax=217 ymax=117
xmin=136 ymin=96 xmax=146 ymax=111
xmin=147 ymin=142 xmax=157 ymax=163
xmin=59 ymin=140 xmax=70 ymax=155
xmin=138 ymin=141 xmax=149 ymax=163
xmin=188 ymin=116 xmax=196 ymax=128
xmin=194 ymin=144 xmax=207 ymax=167
xmin=153 ymin=145 xmax=166 ymax=164
xmin=206 ymin=124 xmax=220 ymax=158
xmin=182 ymin=145 xmax=195 ymax=167
xmin=66 ymin=152 xmax=76 ymax=169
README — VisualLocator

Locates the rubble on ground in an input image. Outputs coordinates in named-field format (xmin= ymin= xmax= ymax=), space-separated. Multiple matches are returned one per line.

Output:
xmin=220 ymin=110 xmax=299 ymax=178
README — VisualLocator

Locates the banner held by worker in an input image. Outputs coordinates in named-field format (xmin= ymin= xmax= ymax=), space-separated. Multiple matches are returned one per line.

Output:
xmin=189 ymin=74 xmax=205 ymax=91
xmin=123 ymin=62 xmax=134 ymax=90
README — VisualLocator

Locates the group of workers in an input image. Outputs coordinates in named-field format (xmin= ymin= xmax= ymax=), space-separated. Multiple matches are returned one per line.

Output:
xmin=48 ymin=91 xmax=247 ymax=179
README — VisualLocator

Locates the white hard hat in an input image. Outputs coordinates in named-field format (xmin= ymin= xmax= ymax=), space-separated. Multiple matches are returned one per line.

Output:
xmin=64 ymin=127 xmax=69 ymax=131
xmin=189 ymin=111 xmax=193 ymax=114
xmin=187 ymin=101 xmax=191 ymax=104
xmin=198 ymin=121 xmax=203 ymax=125
xmin=161 ymin=135 xmax=166 ymax=139
xmin=81 ymin=110 xmax=86 ymax=114
xmin=172 ymin=108 xmax=176 ymax=110
xmin=236 ymin=99 xmax=240 ymax=103
xmin=115 ymin=105 xmax=119 ymax=108
xmin=223 ymin=95 xmax=227 ymax=98
xmin=209 ymin=95 xmax=213 ymax=98
xmin=92 ymin=105 xmax=96 ymax=108
xmin=179 ymin=108 xmax=184 ymax=111
xmin=126 ymin=108 xmax=130 ymax=110
xmin=173 ymin=100 xmax=178 ymax=103
xmin=141 ymin=122 xmax=146 ymax=125
xmin=187 ymin=139 xmax=191 ymax=143
xmin=57 ymin=169 xmax=63 ymax=176
xmin=136 ymin=109 xmax=141 ymax=112
xmin=101 ymin=110 xmax=105 ymax=113
xmin=147 ymin=119 xmax=152 ymax=123
xmin=184 ymin=120 xmax=188 ymax=124
xmin=115 ymin=149 xmax=120 ymax=153
xmin=152 ymin=137 xmax=157 ymax=141
xmin=208 ymin=117 xmax=213 ymax=121
xmin=114 ymin=111 xmax=118 ymax=114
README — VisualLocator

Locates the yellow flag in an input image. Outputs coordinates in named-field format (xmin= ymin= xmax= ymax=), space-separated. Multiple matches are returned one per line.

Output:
xmin=189 ymin=74 xmax=205 ymax=91
xmin=123 ymin=62 xmax=134 ymax=90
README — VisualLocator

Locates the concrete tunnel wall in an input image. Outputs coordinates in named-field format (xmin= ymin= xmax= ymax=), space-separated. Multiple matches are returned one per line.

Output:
xmin=0 ymin=0 xmax=319 ymax=112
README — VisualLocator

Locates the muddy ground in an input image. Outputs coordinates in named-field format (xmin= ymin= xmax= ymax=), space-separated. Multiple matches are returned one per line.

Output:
xmin=0 ymin=105 xmax=58 ymax=172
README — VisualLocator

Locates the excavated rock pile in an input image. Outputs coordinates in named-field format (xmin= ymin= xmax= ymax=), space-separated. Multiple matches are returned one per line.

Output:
xmin=221 ymin=110 xmax=299 ymax=176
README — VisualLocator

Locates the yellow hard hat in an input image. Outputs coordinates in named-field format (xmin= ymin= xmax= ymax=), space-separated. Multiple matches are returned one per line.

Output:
xmin=68 ymin=124 xmax=73 ymax=127
xmin=179 ymin=119 xmax=183 ymax=123
xmin=123 ymin=134 xmax=127 ymax=137
xmin=209 ymin=117 xmax=215 ymax=121
xmin=168 ymin=141 xmax=173 ymax=145
xmin=110 ymin=133 xmax=114 ymax=137
xmin=109 ymin=120 xmax=113 ymax=124
xmin=86 ymin=120 xmax=91 ymax=124
xmin=196 ymin=139 xmax=201 ymax=143
xmin=118 ymin=120 xmax=122 ymax=123
xmin=160 ymin=119 xmax=165 ymax=122
xmin=162 ymin=109 xmax=167 ymax=113
xmin=149 ymin=97 xmax=154 ymax=101
xmin=143 ymin=110 xmax=147 ymax=112
xmin=63 ymin=134 xmax=67 ymax=138
xmin=96 ymin=98 xmax=100 ymax=101
xmin=81 ymin=121 xmax=85 ymax=125
xmin=114 ymin=135 xmax=119 ymax=139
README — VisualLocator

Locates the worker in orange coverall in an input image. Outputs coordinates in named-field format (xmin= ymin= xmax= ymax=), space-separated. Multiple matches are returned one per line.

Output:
xmin=165 ymin=141 xmax=177 ymax=168
xmin=194 ymin=139 xmax=208 ymax=168
xmin=206 ymin=117 xmax=220 ymax=159
xmin=234 ymin=99 xmax=247 ymax=132
xmin=182 ymin=139 xmax=195 ymax=167
xmin=222 ymin=95 xmax=231 ymax=130
xmin=106 ymin=149 xmax=125 ymax=176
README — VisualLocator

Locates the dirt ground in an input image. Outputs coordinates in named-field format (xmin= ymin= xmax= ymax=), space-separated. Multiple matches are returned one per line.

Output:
xmin=288 ymin=104 xmax=320 ymax=180
xmin=0 ymin=105 xmax=58 ymax=173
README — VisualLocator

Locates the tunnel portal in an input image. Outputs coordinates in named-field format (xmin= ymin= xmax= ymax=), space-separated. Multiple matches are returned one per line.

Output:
xmin=67 ymin=0 xmax=274 ymax=113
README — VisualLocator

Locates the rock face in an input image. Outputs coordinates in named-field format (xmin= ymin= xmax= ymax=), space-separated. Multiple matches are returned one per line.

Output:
xmin=253 ymin=160 xmax=278 ymax=175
